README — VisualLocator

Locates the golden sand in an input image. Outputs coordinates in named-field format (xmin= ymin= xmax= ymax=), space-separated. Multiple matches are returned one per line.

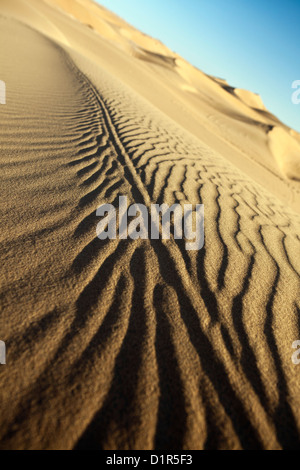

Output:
xmin=0 ymin=0 xmax=299 ymax=450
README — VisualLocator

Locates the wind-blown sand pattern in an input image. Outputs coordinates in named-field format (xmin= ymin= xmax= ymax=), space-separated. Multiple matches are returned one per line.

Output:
xmin=0 ymin=0 xmax=300 ymax=450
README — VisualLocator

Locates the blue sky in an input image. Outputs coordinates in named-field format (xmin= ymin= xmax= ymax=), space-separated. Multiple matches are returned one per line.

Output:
xmin=97 ymin=0 xmax=300 ymax=131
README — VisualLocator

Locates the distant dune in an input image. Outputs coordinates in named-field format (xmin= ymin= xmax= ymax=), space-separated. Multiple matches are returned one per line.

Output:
xmin=269 ymin=127 xmax=300 ymax=181
xmin=0 ymin=0 xmax=299 ymax=450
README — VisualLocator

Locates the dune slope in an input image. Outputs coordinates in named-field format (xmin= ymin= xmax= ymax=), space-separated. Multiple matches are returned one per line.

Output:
xmin=0 ymin=0 xmax=300 ymax=450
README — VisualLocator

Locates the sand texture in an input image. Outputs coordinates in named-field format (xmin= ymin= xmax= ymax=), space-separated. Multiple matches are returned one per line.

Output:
xmin=0 ymin=0 xmax=300 ymax=450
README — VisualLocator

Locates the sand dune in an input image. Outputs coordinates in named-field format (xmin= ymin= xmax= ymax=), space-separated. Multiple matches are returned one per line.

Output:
xmin=0 ymin=0 xmax=300 ymax=450
xmin=269 ymin=127 xmax=300 ymax=181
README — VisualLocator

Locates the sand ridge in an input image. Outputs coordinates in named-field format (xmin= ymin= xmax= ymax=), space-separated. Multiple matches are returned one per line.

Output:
xmin=0 ymin=0 xmax=299 ymax=450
